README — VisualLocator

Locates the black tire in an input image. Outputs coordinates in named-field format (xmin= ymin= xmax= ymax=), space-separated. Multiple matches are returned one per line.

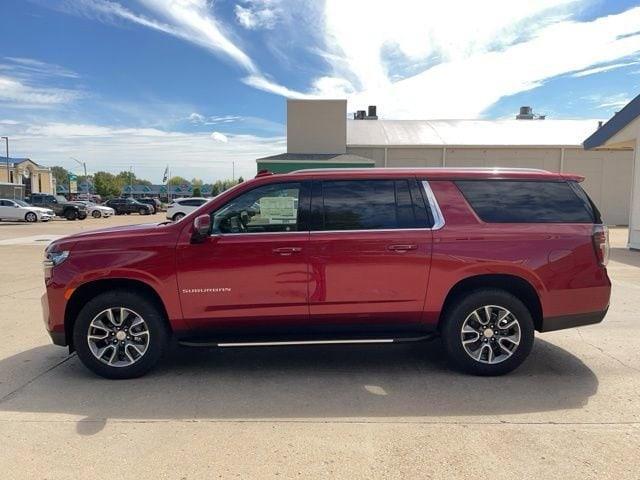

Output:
xmin=440 ymin=289 xmax=534 ymax=376
xmin=173 ymin=212 xmax=185 ymax=221
xmin=65 ymin=210 xmax=77 ymax=221
xmin=78 ymin=213 xmax=87 ymax=220
xmin=73 ymin=290 xmax=169 ymax=379
xmin=92 ymin=210 xmax=101 ymax=218
xmin=139 ymin=208 xmax=147 ymax=215
xmin=25 ymin=212 xmax=38 ymax=223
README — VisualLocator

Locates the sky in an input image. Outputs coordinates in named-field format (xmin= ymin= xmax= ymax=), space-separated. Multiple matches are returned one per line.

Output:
xmin=1 ymin=0 xmax=640 ymax=182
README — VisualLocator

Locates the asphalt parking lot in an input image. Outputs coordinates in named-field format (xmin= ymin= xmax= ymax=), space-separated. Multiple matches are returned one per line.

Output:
xmin=0 ymin=216 xmax=639 ymax=479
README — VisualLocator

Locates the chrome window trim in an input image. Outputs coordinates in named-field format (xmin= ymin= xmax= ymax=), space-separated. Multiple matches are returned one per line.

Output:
xmin=421 ymin=180 xmax=445 ymax=230
xmin=208 ymin=179 xmax=445 ymax=236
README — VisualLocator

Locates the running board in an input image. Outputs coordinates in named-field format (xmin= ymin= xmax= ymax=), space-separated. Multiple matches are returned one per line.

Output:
xmin=178 ymin=335 xmax=435 ymax=348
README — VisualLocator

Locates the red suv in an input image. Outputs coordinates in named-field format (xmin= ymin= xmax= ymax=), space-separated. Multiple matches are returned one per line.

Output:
xmin=42 ymin=168 xmax=611 ymax=378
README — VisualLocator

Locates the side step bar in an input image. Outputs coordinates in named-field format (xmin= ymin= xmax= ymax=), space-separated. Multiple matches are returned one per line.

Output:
xmin=178 ymin=335 xmax=435 ymax=348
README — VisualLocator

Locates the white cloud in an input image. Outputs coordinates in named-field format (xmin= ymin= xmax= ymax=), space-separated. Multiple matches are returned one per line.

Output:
xmin=571 ymin=60 xmax=640 ymax=77
xmin=188 ymin=112 xmax=206 ymax=123
xmin=1 ymin=57 xmax=80 ymax=79
xmin=235 ymin=1 xmax=280 ymax=30
xmin=210 ymin=131 xmax=228 ymax=142
xmin=5 ymin=120 xmax=284 ymax=181
xmin=242 ymin=74 xmax=311 ymax=98
xmin=0 ymin=75 xmax=82 ymax=106
xmin=316 ymin=3 xmax=640 ymax=118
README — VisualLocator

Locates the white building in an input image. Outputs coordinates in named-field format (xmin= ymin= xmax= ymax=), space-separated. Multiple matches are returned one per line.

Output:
xmin=258 ymin=99 xmax=633 ymax=225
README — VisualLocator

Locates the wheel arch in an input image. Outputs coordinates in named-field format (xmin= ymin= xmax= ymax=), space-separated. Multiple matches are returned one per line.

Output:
xmin=439 ymin=274 xmax=543 ymax=331
xmin=65 ymin=278 xmax=172 ymax=351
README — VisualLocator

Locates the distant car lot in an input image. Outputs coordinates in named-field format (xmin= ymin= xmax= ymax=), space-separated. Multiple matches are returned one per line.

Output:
xmin=0 ymin=218 xmax=638 ymax=478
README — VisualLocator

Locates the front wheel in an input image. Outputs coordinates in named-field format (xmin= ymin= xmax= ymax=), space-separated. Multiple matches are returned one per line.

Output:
xmin=172 ymin=212 xmax=185 ymax=221
xmin=25 ymin=212 xmax=38 ymax=223
xmin=65 ymin=210 xmax=77 ymax=221
xmin=440 ymin=289 xmax=534 ymax=376
xmin=92 ymin=210 xmax=101 ymax=218
xmin=73 ymin=290 xmax=169 ymax=379
xmin=139 ymin=208 xmax=147 ymax=215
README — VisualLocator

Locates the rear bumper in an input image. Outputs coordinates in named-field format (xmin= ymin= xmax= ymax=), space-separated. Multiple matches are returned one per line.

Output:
xmin=539 ymin=308 xmax=608 ymax=333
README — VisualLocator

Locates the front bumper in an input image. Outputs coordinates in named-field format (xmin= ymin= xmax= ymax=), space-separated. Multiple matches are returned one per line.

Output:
xmin=41 ymin=292 xmax=67 ymax=346
xmin=539 ymin=308 xmax=608 ymax=332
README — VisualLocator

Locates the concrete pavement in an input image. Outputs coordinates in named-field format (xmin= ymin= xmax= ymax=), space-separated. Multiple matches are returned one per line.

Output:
xmin=0 ymin=218 xmax=639 ymax=479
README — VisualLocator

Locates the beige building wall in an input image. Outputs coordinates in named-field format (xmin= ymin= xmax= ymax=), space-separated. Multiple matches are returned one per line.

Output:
xmin=287 ymin=99 xmax=347 ymax=154
xmin=347 ymin=145 xmax=633 ymax=225
xmin=0 ymin=164 xmax=54 ymax=195
xmin=564 ymin=148 xmax=632 ymax=225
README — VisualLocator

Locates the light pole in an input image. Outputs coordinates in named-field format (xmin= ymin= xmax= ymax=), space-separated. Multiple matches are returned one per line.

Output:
xmin=1 ymin=137 xmax=8 ymax=183
xmin=70 ymin=157 xmax=87 ymax=194
xmin=70 ymin=157 xmax=87 ymax=177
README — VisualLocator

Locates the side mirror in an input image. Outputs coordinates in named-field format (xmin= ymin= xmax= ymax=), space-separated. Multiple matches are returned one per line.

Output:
xmin=191 ymin=214 xmax=211 ymax=243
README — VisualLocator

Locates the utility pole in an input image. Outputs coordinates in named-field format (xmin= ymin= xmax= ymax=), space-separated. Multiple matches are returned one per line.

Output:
xmin=1 ymin=137 xmax=9 ymax=182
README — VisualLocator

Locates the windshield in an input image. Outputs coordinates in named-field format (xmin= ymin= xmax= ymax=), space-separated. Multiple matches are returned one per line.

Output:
xmin=14 ymin=200 xmax=29 ymax=207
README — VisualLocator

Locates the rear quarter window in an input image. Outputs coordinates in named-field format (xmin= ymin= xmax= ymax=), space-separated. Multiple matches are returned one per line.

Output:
xmin=455 ymin=180 xmax=595 ymax=223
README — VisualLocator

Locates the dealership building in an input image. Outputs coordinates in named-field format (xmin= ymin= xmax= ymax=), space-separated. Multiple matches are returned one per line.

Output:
xmin=257 ymin=99 xmax=633 ymax=226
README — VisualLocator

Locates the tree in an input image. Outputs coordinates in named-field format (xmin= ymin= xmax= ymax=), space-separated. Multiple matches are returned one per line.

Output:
xmin=193 ymin=187 xmax=202 ymax=197
xmin=237 ymin=176 xmax=244 ymax=183
xmin=168 ymin=176 xmax=189 ymax=186
xmin=93 ymin=171 xmax=120 ymax=197
xmin=51 ymin=166 xmax=70 ymax=187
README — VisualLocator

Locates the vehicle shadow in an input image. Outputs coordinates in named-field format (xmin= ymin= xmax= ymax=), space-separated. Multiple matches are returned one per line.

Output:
xmin=610 ymin=246 xmax=640 ymax=269
xmin=0 ymin=338 xmax=597 ymax=435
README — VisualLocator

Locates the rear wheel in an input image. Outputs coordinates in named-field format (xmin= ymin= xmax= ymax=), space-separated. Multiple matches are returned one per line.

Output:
xmin=73 ymin=290 xmax=169 ymax=379
xmin=65 ymin=210 xmax=77 ymax=221
xmin=25 ymin=212 xmax=38 ymax=222
xmin=92 ymin=210 xmax=101 ymax=218
xmin=441 ymin=289 xmax=534 ymax=376
xmin=172 ymin=212 xmax=185 ymax=221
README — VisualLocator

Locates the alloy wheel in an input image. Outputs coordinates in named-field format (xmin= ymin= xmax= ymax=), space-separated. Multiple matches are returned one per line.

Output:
xmin=460 ymin=305 xmax=521 ymax=364
xmin=87 ymin=307 xmax=151 ymax=367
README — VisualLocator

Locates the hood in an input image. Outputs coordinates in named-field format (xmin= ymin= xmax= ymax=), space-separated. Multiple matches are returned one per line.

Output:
xmin=49 ymin=222 xmax=177 ymax=252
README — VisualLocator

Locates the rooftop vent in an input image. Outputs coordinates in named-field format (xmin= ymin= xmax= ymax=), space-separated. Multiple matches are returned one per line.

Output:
xmin=516 ymin=106 xmax=546 ymax=120
xmin=354 ymin=105 xmax=378 ymax=120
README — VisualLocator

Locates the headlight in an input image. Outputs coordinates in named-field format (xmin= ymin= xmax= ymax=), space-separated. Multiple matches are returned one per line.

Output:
xmin=44 ymin=250 xmax=69 ymax=267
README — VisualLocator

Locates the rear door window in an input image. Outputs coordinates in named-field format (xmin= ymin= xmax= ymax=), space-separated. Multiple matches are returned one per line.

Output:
xmin=455 ymin=180 xmax=595 ymax=223
xmin=317 ymin=179 xmax=431 ymax=231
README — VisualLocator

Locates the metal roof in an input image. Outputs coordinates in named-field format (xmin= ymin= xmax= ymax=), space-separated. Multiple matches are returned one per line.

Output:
xmin=583 ymin=92 xmax=640 ymax=149
xmin=347 ymin=119 xmax=602 ymax=147
xmin=257 ymin=153 xmax=374 ymax=163
xmin=285 ymin=167 xmax=584 ymax=182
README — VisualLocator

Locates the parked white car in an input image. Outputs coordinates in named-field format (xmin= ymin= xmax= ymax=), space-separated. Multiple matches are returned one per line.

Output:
xmin=166 ymin=197 xmax=209 ymax=221
xmin=0 ymin=198 xmax=55 ymax=222
xmin=75 ymin=201 xmax=115 ymax=218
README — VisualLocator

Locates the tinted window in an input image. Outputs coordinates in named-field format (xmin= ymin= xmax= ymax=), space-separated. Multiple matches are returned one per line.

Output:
xmin=456 ymin=180 xmax=595 ymax=223
xmin=212 ymin=183 xmax=300 ymax=234
xmin=319 ymin=179 xmax=429 ymax=231
xmin=181 ymin=199 xmax=206 ymax=207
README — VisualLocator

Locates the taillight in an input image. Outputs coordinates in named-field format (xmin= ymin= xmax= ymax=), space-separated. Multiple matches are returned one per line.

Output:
xmin=592 ymin=225 xmax=609 ymax=267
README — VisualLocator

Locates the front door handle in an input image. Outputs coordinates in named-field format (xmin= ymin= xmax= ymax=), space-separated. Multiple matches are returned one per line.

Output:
xmin=273 ymin=247 xmax=302 ymax=256
xmin=387 ymin=244 xmax=418 ymax=252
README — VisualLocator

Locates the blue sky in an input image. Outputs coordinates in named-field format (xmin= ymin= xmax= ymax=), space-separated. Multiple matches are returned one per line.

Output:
xmin=1 ymin=0 xmax=640 ymax=182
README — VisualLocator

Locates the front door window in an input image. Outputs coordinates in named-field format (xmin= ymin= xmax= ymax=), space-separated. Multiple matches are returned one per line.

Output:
xmin=212 ymin=182 xmax=301 ymax=234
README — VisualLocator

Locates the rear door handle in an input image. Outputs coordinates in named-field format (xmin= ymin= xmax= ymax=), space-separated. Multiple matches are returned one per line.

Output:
xmin=273 ymin=247 xmax=302 ymax=256
xmin=387 ymin=244 xmax=418 ymax=252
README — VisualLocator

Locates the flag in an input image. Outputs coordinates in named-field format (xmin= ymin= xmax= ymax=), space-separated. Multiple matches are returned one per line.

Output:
xmin=162 ymin=165 xmax=169 ymax=183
